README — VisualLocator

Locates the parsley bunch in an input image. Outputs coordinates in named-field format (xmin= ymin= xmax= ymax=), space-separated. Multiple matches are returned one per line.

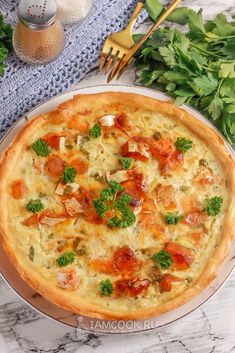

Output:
xmin=100 ymin=279 xmax=113 ymax=297
xmin=93 ymin=180 xmax=136 ymax=228
xmin=0 ymin=14 xmax=13 ymax=76
xmin=26 ymin=199 xmax=44 ymax=213
xmin=152 ymin=249 xmax=173 ymax=269
xmin=56 ymin=252 xmax=75 ymax=267
xmin=165 ymin=212 xmax=183 ymax=225
xmin=204 ymin=196 xmax=223 ymax=216
xmin=134 ymin=2 xmax=235 ymax=144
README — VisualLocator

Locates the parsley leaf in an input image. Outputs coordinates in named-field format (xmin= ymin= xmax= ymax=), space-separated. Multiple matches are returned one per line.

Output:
xmin=119 ymin=157 xmax=133 ymax=170
xmin=93 ymin=199 xmax=108 ymax=218
xmin=109 ymin=180 xmax=124 ymax=194
xmin=32 ymin=139 xmax=50 ymax=157
xmin=100 ymin=279 xmax=113 ymax=297
xmin=175 ymin=137 xmax=193 ymax=153
xmin=26 ymin=199 xmax=44 ymax=213
xmin=152 ymin=250 xmax=173 ymax=269
xmin=89 ymin=124 xmax=102 ymax=138
xmin=165 ymin=212 xmax=183 ymax=225
xmin=204 ymin=196 xmax=223 ymax=216
xmin=62 ymin=166 xmax=77 ymax=183
xmin=56 ymin=252 xmax=75 ymax=267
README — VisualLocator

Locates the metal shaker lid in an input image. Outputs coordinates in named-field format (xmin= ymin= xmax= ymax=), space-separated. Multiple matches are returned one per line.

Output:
xmin=18 ymin=0 xmax=57 ymax=29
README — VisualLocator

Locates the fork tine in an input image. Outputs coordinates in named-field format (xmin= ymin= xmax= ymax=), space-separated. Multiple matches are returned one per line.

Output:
xmin=107 ymin=53 xmax=125 ymax=82
xmin=99 ymin=45 xmax=113 ymax=73
xmin=99 ymin=52 xmax=107 ymax=73
xmin=105 ymin=51 xmax=115 ymax=74
xmin=107 ymin=53 xmax=126 ymax=82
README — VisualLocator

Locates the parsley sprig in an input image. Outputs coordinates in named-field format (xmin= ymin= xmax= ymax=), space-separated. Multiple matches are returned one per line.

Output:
xmin=32 ymin=139 xmax=50 ymax=157
xmin=119 ymin=157 xmax=133 ymax=170
xmin=62 ymin=166 xmax=77 ymax=183
xmin=0 ymin=14 xmax=13 ymax=76
xmin=175 ymin=137 xmax=193 ymax=153
xmin=93 ymin=180 xmax=136 ymax=228
xmin=152 ymin=250 xmax=173 ymax=270
xmin=26 ymin=199 xmax=44 ymax=213
xmin=56 ymin=252 xmax=75 ymax=267
xmin=204 ymin=196 xmax=223 ymax=216
xmin=165 ymin=212 xmax=183 ymax=225
xmin=100 ymin=279 xmax=113 ymax=297
xmin=134 ymin=3 xmax=235 ymax=144
xmin=89 ymin=123 xmax=102 ymax=138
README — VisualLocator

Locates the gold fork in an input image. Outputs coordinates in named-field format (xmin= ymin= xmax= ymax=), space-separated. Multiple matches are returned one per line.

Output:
xmin=99 ymin=2 xmax=144 ymax=74
xmin=107 ymin=0 xmax=182 ymax=82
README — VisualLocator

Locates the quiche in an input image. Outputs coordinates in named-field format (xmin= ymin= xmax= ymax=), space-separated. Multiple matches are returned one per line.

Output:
xmin=0 ymin=92 xmax=234 ymax=320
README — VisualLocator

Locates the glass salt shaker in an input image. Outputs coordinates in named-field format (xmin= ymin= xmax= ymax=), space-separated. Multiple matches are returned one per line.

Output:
xmin=13 ymin=0 xmax=65 ymax=65
xmin=56 ymin=0 xmax=93 ymax=25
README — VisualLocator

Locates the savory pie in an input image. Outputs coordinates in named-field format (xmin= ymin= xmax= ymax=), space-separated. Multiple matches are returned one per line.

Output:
xmin=0 ymin=92 xmax=234 ymax=320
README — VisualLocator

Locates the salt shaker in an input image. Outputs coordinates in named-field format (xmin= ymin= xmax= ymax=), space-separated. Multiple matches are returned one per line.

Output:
xmin=56 ymin=0 xmax=93 ymax=25
xmin=13 ymin=0 xmax=65 ymax=65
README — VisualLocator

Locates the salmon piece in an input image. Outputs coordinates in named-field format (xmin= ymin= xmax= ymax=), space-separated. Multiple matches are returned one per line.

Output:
xmin=11 ymin=179 xmax=28 ymax=199
xmin=67 ymin=115 xmax=89 ymax=133
xmin=115 ymin=278 xmax=152 ymax=297
xmin=22 ymin=214 xmax=39 ymax=226
xmin=194 ymin=167 xmax=214 ymax=186
xmin=90 ymin=259 xmax=117 ymax=275
xmin=47 ymin=155 xmax=65 ymax=176
xmin=57 ymin=267 xmax=78 ymax=290
xmin=158 ymin=274 xmax=184 ymax=292
xmin=43 ymin=134 xmax=61 ymax=150
xmin=149 ymin=138 xmax=174 ymax=158
xmin=113 ymin=246 xmax=141 ymax=275
xmin=70 ymin=158 xmax=88 ymax=174
xmin=115 ymin=113 xmax=141 ymax=137
xmin=121 ymin=136 xmax=150 ymax=162
xmin=183 ymin=209 xmax=207 ymax=228
xmin=165 ymin=242 xmax=194 ymax=270
xmin=156 ymin=184 xmax=176 ymax=209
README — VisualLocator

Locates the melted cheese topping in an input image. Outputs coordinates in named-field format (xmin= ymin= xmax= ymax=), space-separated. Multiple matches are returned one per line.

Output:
xmin=4 ymin=101 xmax=229 ymax=314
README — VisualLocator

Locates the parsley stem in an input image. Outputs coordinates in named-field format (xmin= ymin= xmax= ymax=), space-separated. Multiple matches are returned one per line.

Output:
xmin=191 ymin=44 xmax=225 ymax=59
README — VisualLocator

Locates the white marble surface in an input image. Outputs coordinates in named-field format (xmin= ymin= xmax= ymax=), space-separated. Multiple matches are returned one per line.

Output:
xmin=1 ymin=1 xmax=235 ymax=352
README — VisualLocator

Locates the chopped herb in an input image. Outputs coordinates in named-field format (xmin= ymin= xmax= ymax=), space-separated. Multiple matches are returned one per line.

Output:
xmin=65 ymin=144 xmax=73 ymax=150
xmin=26 ymin=199 xmax=44 ymax=213
xmin=199 ymin=159 xmax=208 ymax=167
xmin=119 ymin=157 xmax=133 ymax=170
xmin=165 ymin=212 xmax=183 ymax=225
xmin=100 ymin=279 xmax=113 ymax=297
xmin=89 ymin=123 xmax=102 ymax=138
xmin=63 ymin=185 xmax=73 ymax=195
xmin=31 ymin=139 xmax=50 ymax=157
xmin=180 ymin=185 xmax=190 ymax=191
xmin=204 ymin=196 xmax=223 ymax=216
xmin=153 ymin=131 xmax=162 ymax=141
xmin=38 ymin=192 xmax=47 ymax=198
xmin=29 ymin=246 xmax=34 ymax=261
xmin=152 ymin=250 xmax=173 ymax=269
xmin=62 ymin=166 xmax=77 ymax=183
xmin=56 ymin=252 xmax=75 ymax=267
xmin=175 ymin=137 xmax=193 ymax=153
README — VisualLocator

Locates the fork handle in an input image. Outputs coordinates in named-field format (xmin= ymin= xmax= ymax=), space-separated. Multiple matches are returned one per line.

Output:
xmin=126 ymin=2 xmax=144 ymax=32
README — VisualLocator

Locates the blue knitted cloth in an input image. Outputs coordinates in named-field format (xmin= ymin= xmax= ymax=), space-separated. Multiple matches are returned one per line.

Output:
xmin=0 ymin=0 xmax=147 ymax=138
